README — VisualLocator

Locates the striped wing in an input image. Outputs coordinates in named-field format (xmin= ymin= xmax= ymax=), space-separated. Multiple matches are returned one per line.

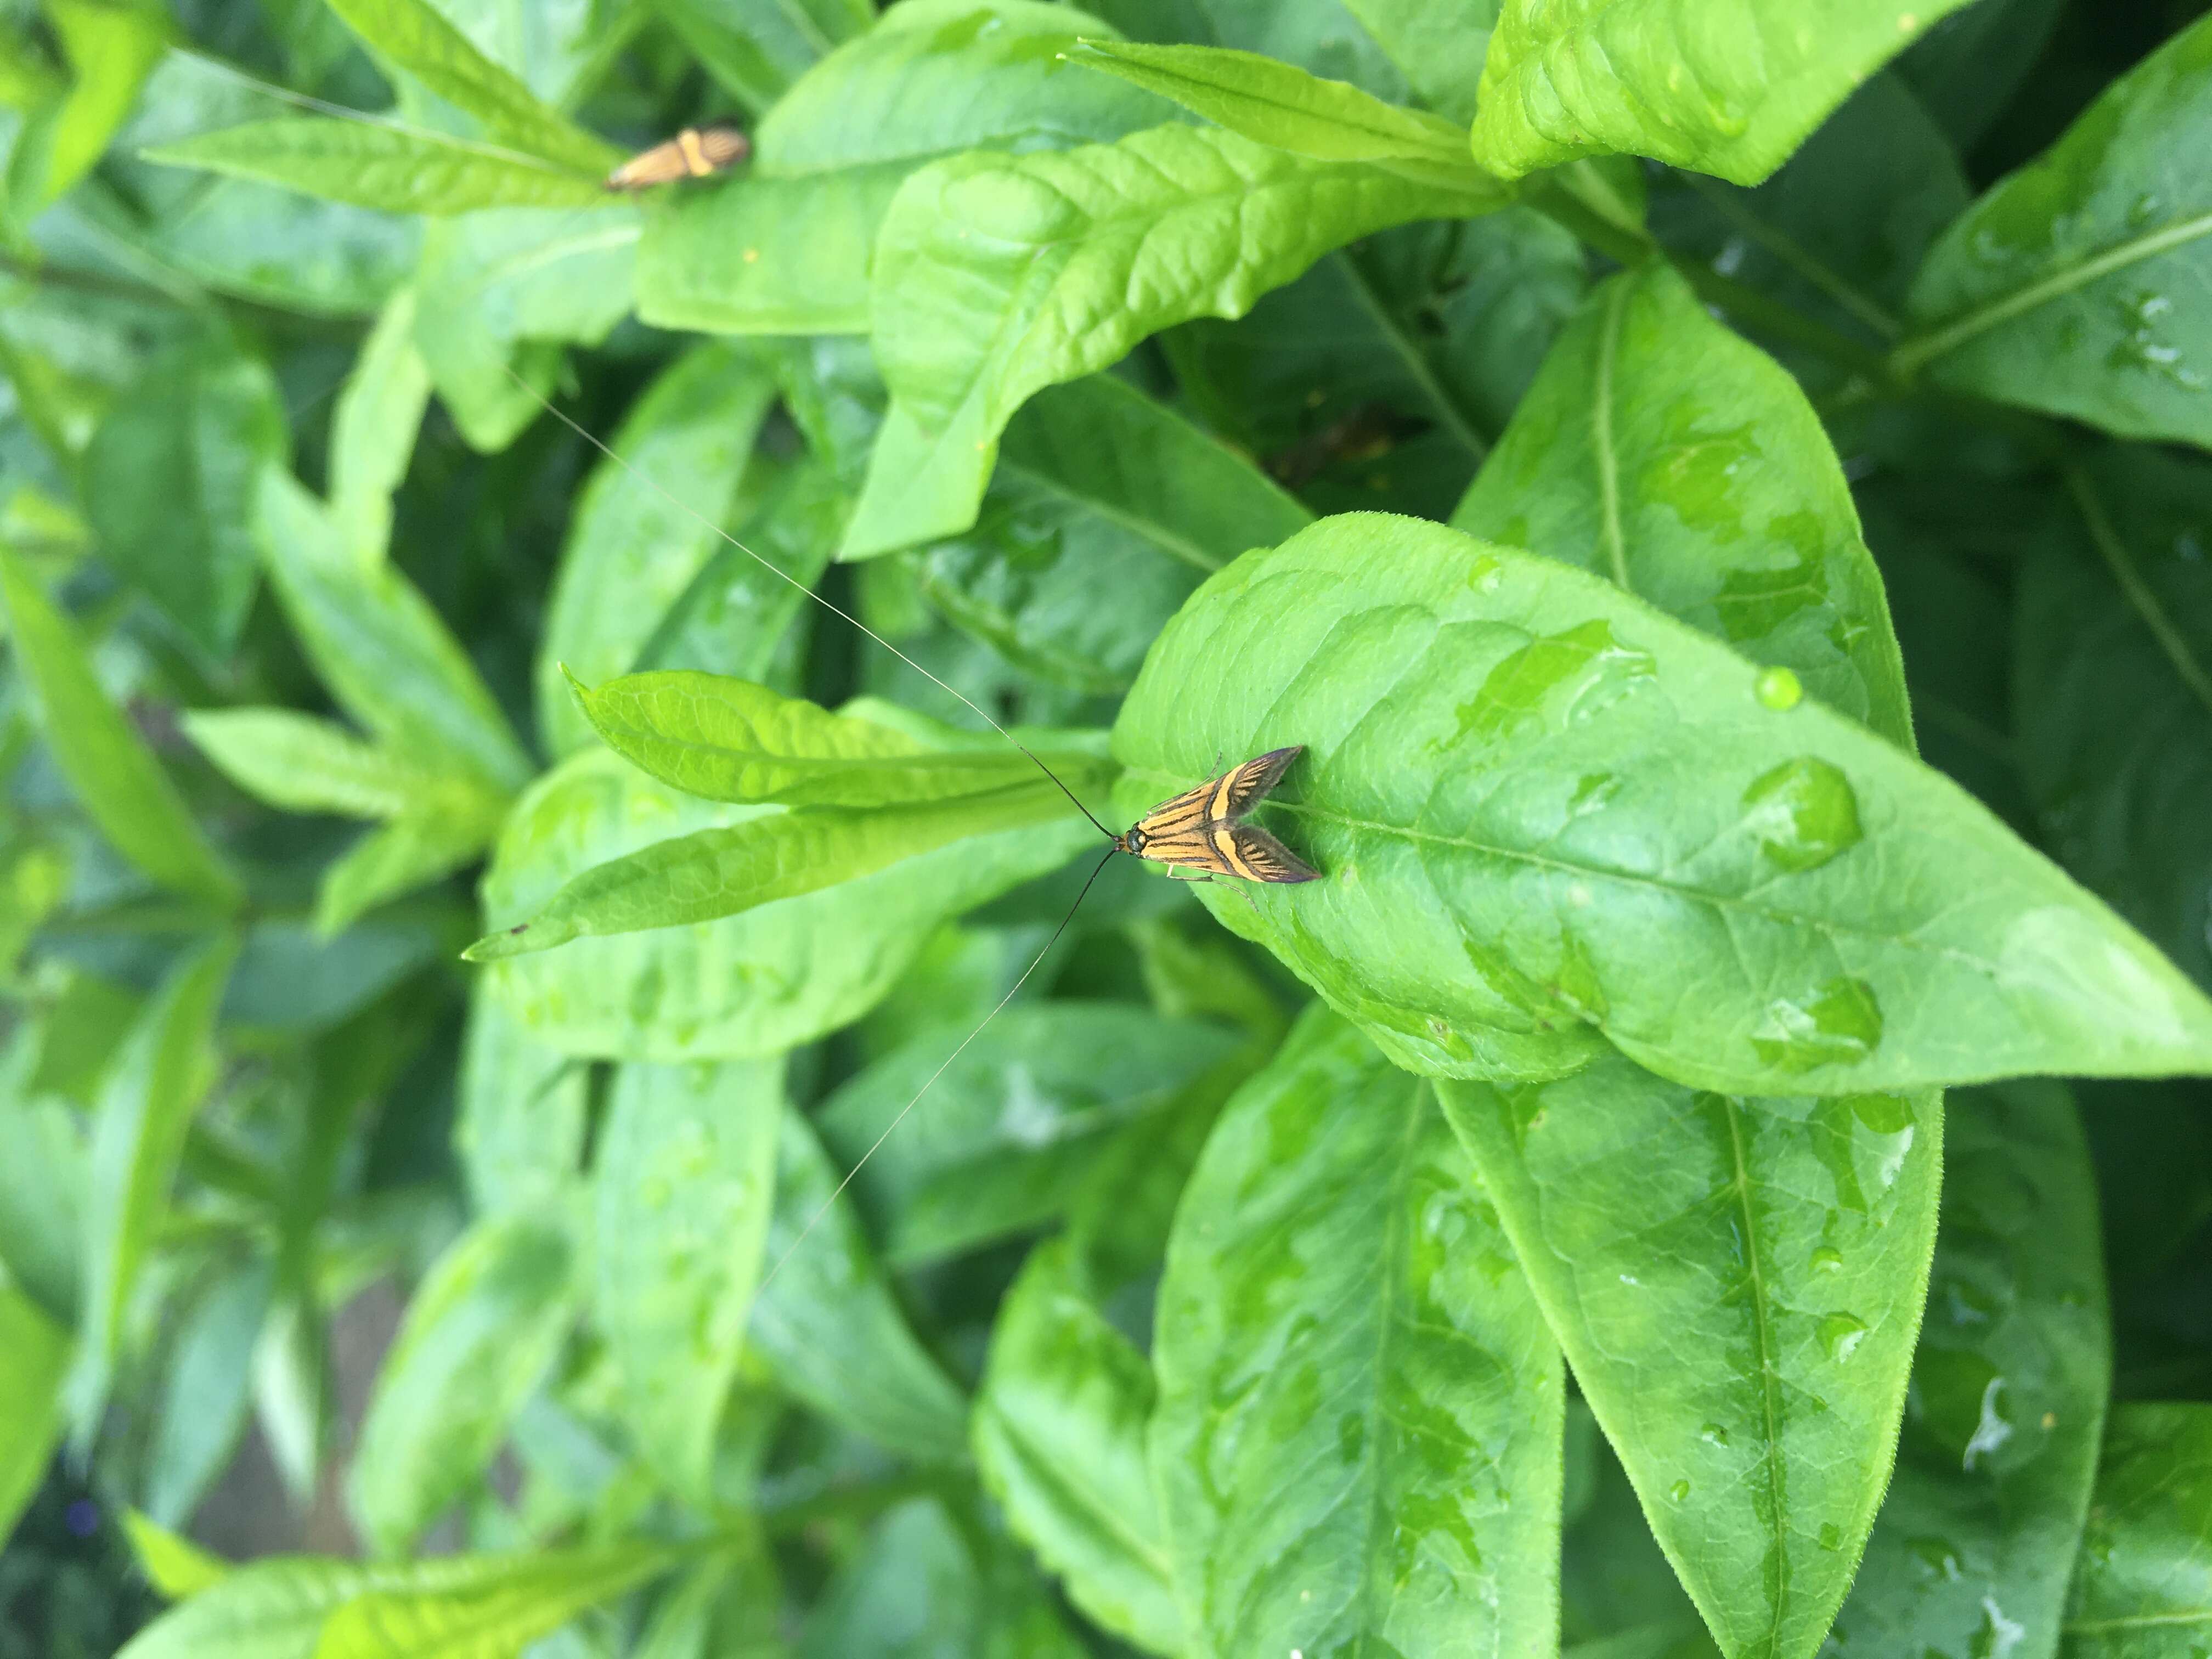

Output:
xmin=1213 ymin=746 xmax=1304 ymax=818
xmin=1129 ymin=746 xmax=1317 ymax=882
xmin=605 ymin=140 xmax=692 ymax=190
xmin=605 ymin=128 xmax=749 ymax=190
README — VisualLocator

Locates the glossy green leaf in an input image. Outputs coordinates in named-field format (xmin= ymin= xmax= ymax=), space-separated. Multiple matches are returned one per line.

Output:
xmin=322 ymin=0 xmax=619 ymax=173
xmin=816 ymin=1002 xmax=1241 ymax=1263
xmin=180 ymin=707 xmax=459 ymax=820
xmin=348 ymin=1212 xmax=575 ymax=1555
xmin=0 ymin=544 xmax=240 ymax=907
xmin=464 ymin=781 xmax=1091 ymax=962
xmin=1451 ymin=262 xmax=1915 ymax=744
xmin=974 ymin=1237 xmax=1182 ymax=1656
xmin=1335 ymin=0 xmax=1496 ymax=122
xmin=26 ymin=0 xmax=170 ymax=210
xmin=537 ymin=344 xmax=778 ymax=758
xmin=329 ymin=287 xmax=430 ymax=567
xmin=1898 ymin=13 xmax=2212 ymax=445
xmin=83 ymin=331 xmax=286 ymax=655
xmin=594 ymin=1057 xmax=781 ymax=1504
xmin=67 ymin=934 xmax=237 ymax=1434
xmin=635 ymin=0 xmax=1166 ymax=337
xmin=568 ymin=670 xmax=1107 ymax=809
xmin=1832 ymin=1081 xmax=2108 ymax=1659
xmin=257 ymin=467 xmax=534 ymax=797
xmin=141 ymin=117 xmax=608 ymax=214
xmin=1468 ymin=0 xmax=1979 ymax=185
xmin=845 ymin=121 xmax=1506 ymax=555
xmin=1111 ymin=513 xmax=2212 ymax=1092
xmin=1071 ymin=38 xmax=1471 ymax=162
xmin=749 ymin=1106 xmax=970 ymax=1465
xmin=2016 ymin=452 xmax=2212 ymax=992
xmin=1152 ymin=1006 xmax=1562 ymax=1657
xmin=2061 ymin=1403 xmax=2212 ymax=1656
xmin=0 ymin=1279 xmax=69 ymax=1546
xmin=1438 ymin=1058 xmax=1941 ymax=1659
xmin=477 ymin=748 xmax=1099 ymax=1059
xmin=1894 ymin=0 xmax=2064 ymax=149
xmin=454 ymin=991 xmax=586 ymax=1216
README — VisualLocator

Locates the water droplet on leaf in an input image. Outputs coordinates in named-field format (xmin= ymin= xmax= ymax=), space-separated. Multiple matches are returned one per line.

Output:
xmin=1741 ymin=757 xmax=1863 ymax=872
xmin=1754 ymin=666 xmax=1802 ymax=709
xmin=1819 ymin=1312 xmax=1869 ymax=1362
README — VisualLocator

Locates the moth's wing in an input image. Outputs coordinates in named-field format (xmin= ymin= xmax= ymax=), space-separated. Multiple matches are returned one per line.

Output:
xmin=696 ymin=127 xmax=750 ymax=169
xmin=1217 ymin=746 xmax=1305 ymax=819
xmin=1133 ymin=826 xmax=1239 ymax=877
xmin=606 ymin=142 xmax=685 ymax=190
xmin=1223 ymin=822 xmax=1321 ymax=883
xmin=1134 ymin=778 xmax=1220 ymax=840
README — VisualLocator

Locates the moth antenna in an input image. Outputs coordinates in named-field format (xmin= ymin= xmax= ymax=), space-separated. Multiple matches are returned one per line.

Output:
xmin=755 ymin=843 xmax=1120 ymax=1297
xmin=498 ymin=366 xmax=1120 ymax=841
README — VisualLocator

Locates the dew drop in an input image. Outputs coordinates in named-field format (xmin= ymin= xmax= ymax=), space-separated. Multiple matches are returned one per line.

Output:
xmin=1819 ymin=1522 xmax=1843 ymax=1550
xmin=1669 ymin=1480 xmax=1691 ymax=1502
xmin=1741 ymin=757 xmax=1864 ymax=873
xmin=1754 ymin=665 xmax=1802 ymax=710
xmin=1812 ymin=1246 xmax=1844 ymax=1273
xmin=1909 ymin=1535 xmax=1963 ymax=1580
xmin=1700 ymin=1422 xmax=1729 ymax=1447
xmin=1820 ymin=1312 xmax=1869 ymax=1362
xmin=1751 ymin=978 xmax=1884 ymax=1073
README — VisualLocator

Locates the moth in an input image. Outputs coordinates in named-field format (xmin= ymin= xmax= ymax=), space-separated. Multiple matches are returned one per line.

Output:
xmin=1114 ymin=746 xmax=1321 ymax=883
xmin=604 ymin=126 xmax=749 ymax=190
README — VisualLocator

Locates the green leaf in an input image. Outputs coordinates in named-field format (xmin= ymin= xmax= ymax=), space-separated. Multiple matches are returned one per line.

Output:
xmin=1468 ymin=0 xmax=1978 ymax=185
xmin=1152 ymin=1007 xmax=1562 ymax=1656
xmin=410 ymin=206 xmax=639 ymax=454
xmin=83 ymin=331 xmax=287 ymax=656
xmin=593 ymin=1057 xmax=781 ymax=1504
xmin=2061 ymin=1403 xmax=2212 ymax=1656
xmin=974 ymin=1237 xmax=1182 ymax=1656
xmin=1832 ymin=1081 xmax=2108 ymax=1659
xmin=463 ymin=782 xmax=1092 ymax=962
xmin=348 ymin=1212 xmax=575 ymax=1555
xmin=1894 ymin=0 xmax=2064 ymax=150
xmin=1450 ymin=262 xmax=1915 ymax=746
xmin=329 ymin=287 xmax=431 ymax=568
xmin=26 ymin=0 xmax=171 ymax=210
xmin=0 ymin=1092 xmax=89 ymax=1321
xmin=257 ymin=467 xmax=534 ymax=798
xmin=567 ymin=670 xmax=1104 ymax=809
xmin=1111 ymin=513 xmax=2212 ymax=1092
xmin=1335 ymin=0 xmax=1496 ymax=122
xmin=654 ymin=0 xmax=871 ymax=114
xmin=142 ymin=117 xmax=610 ymax=215
xmin=181 ymin=707 xmax=460 ymax=820
xmin=1897 ymin=13 xmax=2212 ymax=445
xmin=144 ymin=1255 xmax=271 ymax=1527
xmin=631 ymin=1538 xmax=785 ymax=1659
xmin=313 ymin=815 xmax=493 ymax=933
xmin=476 ymin=748 xmax=1102 ymax=1059
xmin=321 ymin=0 xmax=619 ymax=174
xmin=455 ymin=991 xmax=587 ymax=1216
xmin=0 ymin=1280 xmax=69 ymax=1546
xmin=634 ymin=0 xmax=1168 ymax=338
xmin=1071 ymin=38 xmax=1472 ymax=162
xmin=537 ymin=343 xmax=779 ymax=758
xmin=66 ymin=934 xmax=236 ymax=1435
xmin=2017 ymin=452 xmax=2212 ymax=994
xmin=845 ymin=121 xmax=1506 ymax=556
xmin=122 ymin=1509 xmax=233 ymax=1599
xmin=816 ymin=1002 xmax=1242 ymax=1264
xmin=1438 ymin=1058 xmax=1940 ymax=1659
xmin=0 ymin=545 xmax=239 ymax=907
xmin=750 ymin=1105 xmax=970 ymax=1465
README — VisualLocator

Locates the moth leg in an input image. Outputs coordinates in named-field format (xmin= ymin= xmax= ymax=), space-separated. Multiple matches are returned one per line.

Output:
xmin=1166 ymin=865 xmax=1259 ymax=915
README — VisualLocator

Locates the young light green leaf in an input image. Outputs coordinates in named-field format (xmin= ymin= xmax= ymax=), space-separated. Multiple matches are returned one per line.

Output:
xmin=455 ymin=991 xmax=586 ymax=1217
xmin=181 ymin=707 xmax=445 ymax=820
xmin=83 ymin=331 xmax=287 ymax=656
xmin=466 ymin=782 xmax=1093 ymax=962
xmin=67 ymin=933 xmax=238 ymax=1435
xmin=2061 ymin=1403 xmax=2212 ymax=1656
xmin=846 ymin=121 xmax=1508 ymax=555
xmin=2017 ymin=452 xmax=2212 ymax=992
xmin=594 ymin=1057 xmax=781 ymax=1504
xmin=1898 ymin=12 xmax=2212 ymax=445
xmin=141 ymin=118 xmax=610 ymax=214
xmin=1071 ymin=38 xmax=1473 ymax=162
xmin=566 ymin=670 xmax=1096 ymax=808
xmin=257 ymin=467 xmax=533 ymax=797
xmin=321 ymin=0 xmax=619 ymax=173
xmin=1451 ymin=262 xmax=1915 ymax=745
xmin=121 ymin=1509 xmax=233 ymax=1599
xmin=1438 ymin=1058 xmax=1940 ymax=1659
xmin=329 ymin=288 xmax=430 ymax=569
xmin=749 ymin=1106 xmax=970 ymax=1465
xmin=0 ymin=545 xmax=240 ymax=908
xmin=26 ymin=0 xmax=171 ymax=210
xmin=0 ymin=1281 xmax=69 ymax=1547
xmin=314 ymin=814 xmax=496 ymax=934
xmin=1336 ymin=0 xmax=1496 ymax=122
xmin=1468 ymin=0 xmax=1979 ymax=185
xmin=1152 ymin=1007 xmax=1562 ymax=1657
xmin=348 ymin=1212 xmax=574 ymax=1555
xmin=1111 ymin=513 xmax=2212 ymax=1093
xmin=974 ymin=1237 xmax=1183 ymax=1656
xmin=537 ymin=342 xmax=778 ymax=757
xmin=816 ymin=1003 xmax=1242 ymax=1264
xmin=635 ymin=0 xmax=1167 ymax=337
xmin=476 ymin=749 xmax=1101 ymax=1059
xmin=1832 ymin=1081 xmax=2107 ymax=1659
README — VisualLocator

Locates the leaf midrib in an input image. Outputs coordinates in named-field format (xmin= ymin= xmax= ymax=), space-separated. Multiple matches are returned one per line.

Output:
xmin=1723 ymin=1097 xmax=1790 ymax=1657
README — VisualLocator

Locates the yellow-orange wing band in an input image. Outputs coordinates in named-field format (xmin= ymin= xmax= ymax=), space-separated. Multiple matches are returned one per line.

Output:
xmin=1126 ymin=745 xmax=1317 ymax=882
xmin=605 ymin=127 xmax=750 ymax=191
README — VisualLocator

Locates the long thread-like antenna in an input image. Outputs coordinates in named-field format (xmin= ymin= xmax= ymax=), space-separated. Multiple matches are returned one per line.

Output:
xmin=756 ymin=843 xmax=1119 ymax=1297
